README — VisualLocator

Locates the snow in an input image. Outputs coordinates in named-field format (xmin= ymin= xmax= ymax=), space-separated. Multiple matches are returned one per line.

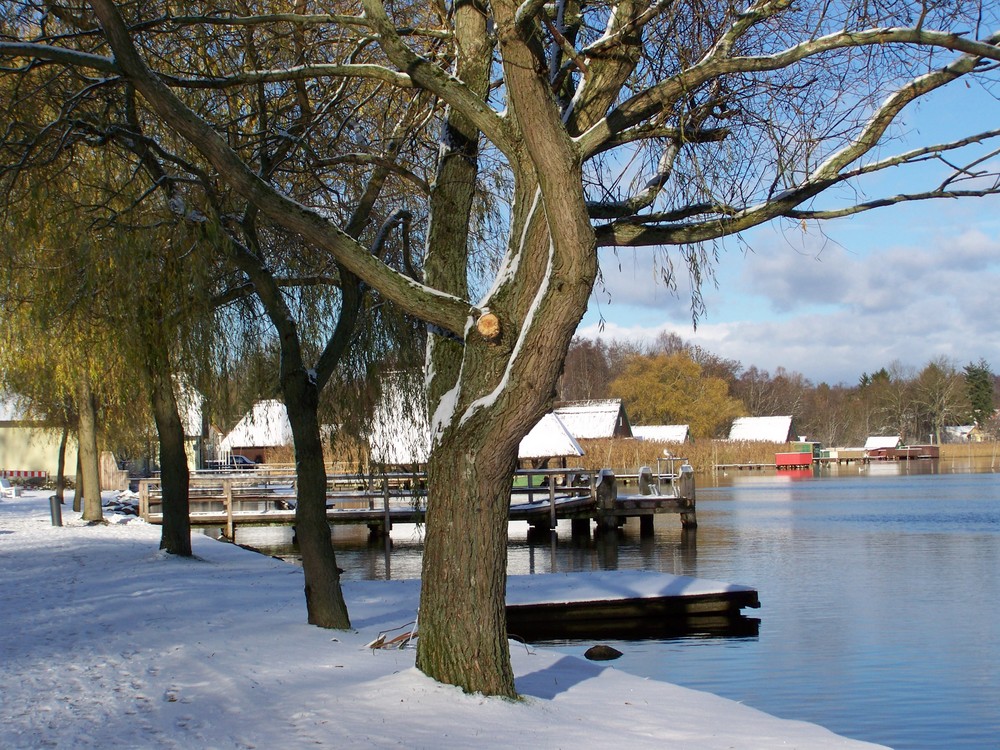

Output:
xmin=632 ymin=424 xmax=690 ymax=443
xmin=504 ymin=570 xmax=754 ymax=606
xmin=0 ymin=492 xmax=885 ymax=749
xmin=518 ymin=413 xmax=584 ymax=459
xmin=555 ymin=399 xmax=630 ymax=439
xmin=728 ymin=415 xmax=794 ymax=442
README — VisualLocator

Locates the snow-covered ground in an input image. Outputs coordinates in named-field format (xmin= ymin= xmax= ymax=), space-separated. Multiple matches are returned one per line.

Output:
xmin=0 ymin=491 xmax=886 ymax=749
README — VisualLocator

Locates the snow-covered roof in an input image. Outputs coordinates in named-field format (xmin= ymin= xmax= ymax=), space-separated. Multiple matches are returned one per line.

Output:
xmin=175 ymin=382 xmax=204 ymax=439
xmin=221 ymin=400 xmax=293 ymax=451
xmin=370 ymin=392 xmax=588 ymax=464
xmin=554 ymin=399 xmax=632 ymax=439
xmin=0 ymin=393 xmax=25 ymax=422
xmin=632 ymin=425 xmax=689 ymax=443
xmin=944 ymin=425 xmax=975 ymax=442
xmin=369 ymin=384 xmax=430 ymax=466
xmin=728 ymin=416 xmax=794 ymax=442
xmin=864 ymin=435 xmax=901 ymax=450
xmin=518 ymin=413 xmax=584 ymax=459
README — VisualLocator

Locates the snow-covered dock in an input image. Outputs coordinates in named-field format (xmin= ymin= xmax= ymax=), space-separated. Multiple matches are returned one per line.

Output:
xmin=138 ymin=465 xmax=698 ymax=538
xmin=505 ymin=571 xmax=760 ymax=641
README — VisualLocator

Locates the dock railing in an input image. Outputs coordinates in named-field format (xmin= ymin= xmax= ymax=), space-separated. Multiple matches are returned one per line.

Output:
xmin=138 ymin=462 xmax=695 ymax=536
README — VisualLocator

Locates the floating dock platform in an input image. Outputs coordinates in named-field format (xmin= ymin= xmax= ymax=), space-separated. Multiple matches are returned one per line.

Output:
xmin=505 ymin=570 xmax=760 ymax=641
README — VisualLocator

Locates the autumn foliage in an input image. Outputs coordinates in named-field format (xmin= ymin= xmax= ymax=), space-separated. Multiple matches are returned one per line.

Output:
xmin=609 ymin=352 xmax=745 ymax=438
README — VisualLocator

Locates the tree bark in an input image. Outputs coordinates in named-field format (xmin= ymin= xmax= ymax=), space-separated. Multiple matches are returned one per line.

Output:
xmin=417 ymin=430 xmax=519 ymax=696
xmin=76 ymin=378 xmax=103 ymax=522
xmin=147 ymin=360 xmax=192 ymax=556
xmin=284 ymin=369 xmax=350 ymax=629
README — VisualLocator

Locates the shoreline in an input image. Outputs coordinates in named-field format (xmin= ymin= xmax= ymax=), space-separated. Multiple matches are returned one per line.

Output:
xmin=1 ymin=491 xmax=887 ymax=749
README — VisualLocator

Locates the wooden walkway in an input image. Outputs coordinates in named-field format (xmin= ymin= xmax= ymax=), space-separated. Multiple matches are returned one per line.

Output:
xmin=138 ymin=464 xmax=696 ymax=538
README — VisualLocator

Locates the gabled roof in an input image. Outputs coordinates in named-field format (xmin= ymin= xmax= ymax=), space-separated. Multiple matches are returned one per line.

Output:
xmin=369 ymin=388 xmax=588 ymax=465
xmin=632 ymin=425 xmax=689 ymax=443
xmin=945 ymin=425 xmax=975 ymax=441
xmin=554 ymin=399 xmax=632 ymax=439
xmin=175 ymin=382 xmax=204 ymax=439
xmin=221 ymin=400 xmax=293 ymax=450
xmin=728 ymin=416 xmax=794 ymax=442
xmin=0 ymin=393 xmax=25 ymax=422
xmin=864 ymin=435 xmax=901 ymax=450
xmin=369 ymin=383 xmax=430 ymax=466
xmin=518 ymin=413 xmax=584 ymax=459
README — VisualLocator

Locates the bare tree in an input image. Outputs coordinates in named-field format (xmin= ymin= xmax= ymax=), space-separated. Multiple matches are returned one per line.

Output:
xmin=3 ymin=0 xmax=1000 ymax=697
xmin=913 ymin=357 xmax=970 ymax=443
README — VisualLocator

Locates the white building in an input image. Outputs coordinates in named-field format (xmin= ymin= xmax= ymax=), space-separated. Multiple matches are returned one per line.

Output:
xmin=554 ymin=399 xmax=632 ymax=439
xmin=632 ymin=425 xmax=690 ymax=443
xmin=728 ymin=416 xmax=795 ymax=442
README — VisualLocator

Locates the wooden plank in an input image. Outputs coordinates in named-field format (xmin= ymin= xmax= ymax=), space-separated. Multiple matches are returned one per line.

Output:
xmin=504 ymin=571 xmax=759 ymax=641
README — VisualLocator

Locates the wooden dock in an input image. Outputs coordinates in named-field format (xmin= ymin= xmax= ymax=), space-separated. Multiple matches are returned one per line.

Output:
xmin=505 ymin=571 xmax=759 ymax=641
xmin=138 ymin=464 xmax=696 ymax=538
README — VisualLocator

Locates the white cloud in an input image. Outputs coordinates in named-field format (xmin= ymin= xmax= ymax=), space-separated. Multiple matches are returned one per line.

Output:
xmin=579 ymin=215 xmax=1000 ymax=384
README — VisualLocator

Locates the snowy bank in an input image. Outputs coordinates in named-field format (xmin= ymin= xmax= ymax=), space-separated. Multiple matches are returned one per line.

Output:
xmin=0 ymin=492 xmax=886 ymax=749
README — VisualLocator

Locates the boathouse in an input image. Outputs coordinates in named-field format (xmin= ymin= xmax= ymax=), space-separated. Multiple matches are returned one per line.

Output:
xmin=367 ymin=381 xmax=587 ymax=468
xmin=219 ymin=399 xmax=294 ymax=464
xmin=368 ymin=378 xmax=430 ymax=467
xmin=554 ymin=399 xmax=633 ymax=439
xmin=632 ymin=424 xmax=690 ymax=443
xmin=863 ymin=435 xmax=901 ymax=460
xmin=727 ymin=415 xmax=795 ymax=442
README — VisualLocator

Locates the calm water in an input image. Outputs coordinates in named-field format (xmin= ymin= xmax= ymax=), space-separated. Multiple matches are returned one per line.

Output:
xmin=237 ymin=462 xmax=1000 ymax=749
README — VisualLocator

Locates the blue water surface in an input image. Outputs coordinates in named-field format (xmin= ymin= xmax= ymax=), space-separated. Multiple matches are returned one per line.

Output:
xmin=242 ymin=463 xmax=1000 ymax=749
xmin=528 ymin=465 xmax=1000 ymax=750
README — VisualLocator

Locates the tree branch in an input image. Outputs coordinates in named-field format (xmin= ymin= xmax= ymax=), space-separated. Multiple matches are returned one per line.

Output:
xmin=359 ymin=0 xmax=514 ymax=158
xmin=579 ymin=27 xmax=1000 ymax=157
xmin=86 ymin=0 xmax=472 ymax=338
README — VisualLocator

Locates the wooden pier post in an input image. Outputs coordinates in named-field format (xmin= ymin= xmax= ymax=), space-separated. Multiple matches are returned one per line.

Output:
xmin=594 ymin=469 xmax=619 ymax=531
xmin=548 ymin=480 xmax=557 ymax=530
xmin=638 ymin=466 xmax=656 ymax=537
xmin=678 ymin=464 xmax=697 ymax=529
xmin=223 ymin=479 xmax=234 ymax=540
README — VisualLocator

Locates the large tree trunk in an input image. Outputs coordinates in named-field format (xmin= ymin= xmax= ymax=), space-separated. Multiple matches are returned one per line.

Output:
xmin=227 ymin=218 xmax=352 ymax=629
xmin=417 ymin=429 xmax=519 ymax=696
xmin=147 ymin=362 xmax=192 ymax=556
xmin=77 ymin=378 xmax=103 ymax=522
xmin=284 ymin=370 xmax=350 ymax=629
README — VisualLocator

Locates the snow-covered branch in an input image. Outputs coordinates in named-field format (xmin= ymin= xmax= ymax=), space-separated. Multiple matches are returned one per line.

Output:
xmin=360 ymin=0 xmax=514 ymax=159
xmin=586 ymin=142 xmax=680 ymax=219
xmin=579 ymin=27 xmax=1000 ymax=157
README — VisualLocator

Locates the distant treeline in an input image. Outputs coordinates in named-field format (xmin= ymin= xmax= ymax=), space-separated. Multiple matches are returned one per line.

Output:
xmin=558 ymin=332 xmax=999 ymax=447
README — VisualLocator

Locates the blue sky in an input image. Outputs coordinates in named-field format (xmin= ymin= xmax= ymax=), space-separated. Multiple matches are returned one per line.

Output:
xmin=576 ymin=81 xmax=1000 ymax=386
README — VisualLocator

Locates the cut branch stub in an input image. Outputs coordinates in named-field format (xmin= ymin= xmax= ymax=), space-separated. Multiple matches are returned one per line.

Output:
xmin=476 ymin=312 xmax=501 ymax=342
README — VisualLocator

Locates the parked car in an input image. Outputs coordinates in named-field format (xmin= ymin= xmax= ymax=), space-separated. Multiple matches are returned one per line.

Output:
xmin=207 ymin=455 xmax=258 ymax=472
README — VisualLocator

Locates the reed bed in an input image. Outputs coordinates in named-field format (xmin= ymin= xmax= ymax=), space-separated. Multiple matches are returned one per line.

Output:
xmin=574 ymin=438 xmax=782 ymax=474
xmin=574 ymin=439 xmax=1000 ymax=474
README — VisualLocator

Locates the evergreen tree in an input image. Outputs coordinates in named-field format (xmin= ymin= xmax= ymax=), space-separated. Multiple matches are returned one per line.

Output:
xmin=964 ymin=359 xmax=995 ymax=426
